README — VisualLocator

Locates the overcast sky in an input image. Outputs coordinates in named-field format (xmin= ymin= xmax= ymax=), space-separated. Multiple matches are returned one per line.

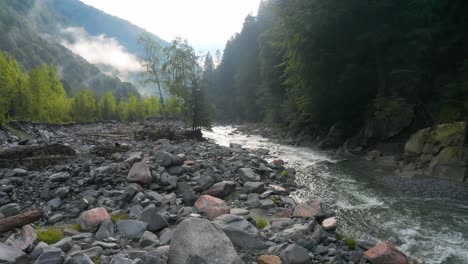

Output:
xmin=80 ymin=0 xmax=261 ymax=55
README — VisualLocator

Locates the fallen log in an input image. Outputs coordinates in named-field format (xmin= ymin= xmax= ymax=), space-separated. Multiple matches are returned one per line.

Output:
xmin=0 ymin=210 xmax=43 ymax=233
xmin=0 ymin=144 xmax=76 ymax=159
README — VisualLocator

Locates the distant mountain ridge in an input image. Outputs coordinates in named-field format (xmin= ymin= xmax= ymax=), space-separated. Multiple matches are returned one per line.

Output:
xmin=0 ymin=0 xmax=167 ymax=97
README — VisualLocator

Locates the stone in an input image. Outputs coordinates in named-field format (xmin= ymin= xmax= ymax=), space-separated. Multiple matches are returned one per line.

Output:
xmin=230 ymin=143 xmax=242 ymax=149
xmin=95 ymin=220 xmax=115 ymax=240
xmin=79 ymin=247 xmax=103 ymax=259
xmin=109 ymin=255 xmax=133 ymax=264
xmin=322 ymin=217 xmax=337 ymax=231
xmin=54 ymin=187 xmax=70 ymax=199
xmin=202 ymin=181 xmax=237 ymax=198
xmin=0 ymin=242 xmax=29 ymax=264
xmin=168 ymin=166 xmax=184 ymax=176
xmin=434 ymin=121 xmax=466 ymax=147
xmin=127 ymin=162 xmax=153 ymax=184
xmin=258 ymin=255 xmax=282 ymax=264
xmin=159 ymin=228 xmax=175 ymax=245
xmin=293 ymin=200 xmax=322 ymax=218
xmin=51 ymin=237 xmax=72 ymax=252
xmin=139 ymin=231 xmax=160 ymax=247
xmin=140 ymin=205 xmax=169 ymax=232
xmin=30 ymin=242 xmax=49 ymax=260
xmin=176 ymin=182 xmax=198 ymax=206
xmin=4 ymin=224 xmax=37 ymax=251
xmin=66 ymin=252 xmax=94 ymax=264
xmin=35 ymin=247 xmax=65 ymax=264
xmin=0 ymin=203 xmax=20 ymax=217
xmin=280 ymin=244 xmax=310 ymax=264
xmin=230 ymin=208 xmax=249 ymax=215
xmin=194 ymin=195 xmax=230 ymax=220
xmin=169 ymin=218 xmax=243 ymax=264
xmin=146 ymin=191 xmax=164 ymax=203
xmin=116 ymin=184 xmax=142 ymax=203
xmin=239 ymin=168 xmax=260 ymax=182
xmin=116 ymin=220 xmax=147 ymax=240
xmin=272 ymin=159 xmax=285 ymax=166
xmin=78 ymin=207 xmax=111 ymax=232
xmin=213 ymin=214 xmax=265 ymax=249
xmin=428 ymin=146 xmax=467 ymax=182
xmin=154 ymin=151 xmax=174 ymax=167
xmin=243 ymin=182 xmax=266 ymax=194
xmin=49 ymin=172 xmax=71 ymax=182
xmin=196 ymin=175 xmax=215 ymax=191
xmin=47 ymin=198 xmax=62 ymax=209
xmin=365 ymin=241 xmax=408 ymax=264
xmin=404 ymin=128 xmax=429 ymax=157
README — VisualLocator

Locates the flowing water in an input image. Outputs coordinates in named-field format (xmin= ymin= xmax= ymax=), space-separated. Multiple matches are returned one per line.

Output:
xmin=203 ymin=126 xmax=468 ymax=264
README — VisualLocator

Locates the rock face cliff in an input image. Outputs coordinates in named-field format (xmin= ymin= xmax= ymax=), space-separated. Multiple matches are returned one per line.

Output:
xmin=402 ymin=121 xmax=467 ymax=182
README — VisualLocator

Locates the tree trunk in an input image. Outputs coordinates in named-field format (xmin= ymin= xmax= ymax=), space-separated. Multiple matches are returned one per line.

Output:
xmin=0 ymin=210 xmax=43 ymax=233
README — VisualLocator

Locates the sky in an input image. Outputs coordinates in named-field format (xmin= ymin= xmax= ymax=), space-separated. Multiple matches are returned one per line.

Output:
xmin=80 ymin=0 xmax=262 ymax=55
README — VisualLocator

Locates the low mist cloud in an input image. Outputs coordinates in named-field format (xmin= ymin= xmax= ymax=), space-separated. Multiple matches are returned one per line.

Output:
xmin=60 ymin=27 xmax=142 ymax=80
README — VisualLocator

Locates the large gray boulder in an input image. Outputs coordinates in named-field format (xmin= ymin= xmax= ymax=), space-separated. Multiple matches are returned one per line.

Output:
xmin=0 ymin=242 xmax=29 ymax=264
xmin=169 ymin=218 xmax=244 ymax=264
xmin=116 ymin=220 xmax=147 ymax=240
xmin=280 ymin=244 xmax=310 ymax=264
xmin=212 ymin=214 xmax=265 ymax=249
xmin=140 ymin=205 xmax=169 ymax=232
xmin=238 ymin=168 xmax=260 ymax=182
xmin=35 ymin=247 xmax=65 ymax=264
xmin=154 ymin=151 xmax=175 ymax=167
xmin=202 ymin=181 xmax=236 ymax=198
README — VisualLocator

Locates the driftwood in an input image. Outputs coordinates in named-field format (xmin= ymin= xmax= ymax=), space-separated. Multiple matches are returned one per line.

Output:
xmin=0 ymin=144 xmax=76 ymax=168
xmin=0 ymin=210 xmax=43 ymax=233
xmin=91 ymin=144 xmax=130 ymax=157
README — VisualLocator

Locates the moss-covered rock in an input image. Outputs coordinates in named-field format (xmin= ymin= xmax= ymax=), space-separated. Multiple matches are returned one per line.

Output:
xmin=428 ymin=146 xmax=467 ymax=182
xmin=434 ymin=121 xmax=466 ymax=147
xmin=404 ymin=128 xmax=430 ymax=157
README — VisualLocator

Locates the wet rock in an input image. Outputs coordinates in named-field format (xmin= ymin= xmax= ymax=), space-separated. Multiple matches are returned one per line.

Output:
xmin=0 ymin=242 xmax=29 ymax=264
xmin=321 ymin=217 xmax=337 ymax=231
xmin=49 ymin=172 xmax=71 ymax=182
xmin=194 ymin=195 xmax=230 ymax=220
xmin=78 ymin=207 xmax=111 ymax=232
xmin=229 ymin=143 xmax=242 ymax=149
xmin=280 ymin=244 xmax=310 ymax=264
xmin=4 ymin=224 xmax=37 ymax=251
xmin=140 ymin=205 xmax=169 ymax=232
xmin=35 ymin=247 xmax=65 ymax=264
xmin=293 ymin=200 xmax=322 ymax=218
xmin=364 ymin=241 xmax=408 ymax=264
xmin=213 ymin=214 xmax=265 ymax=249
xmin=95 ymin=220 xmax=115 ymax=240
xmin=169 ymin=218 xmax=243 ymax=264
xmin=127 ymin=162 xmax=152 ymax=184
xmin=258 ymin=255 xmax=282 ymax=264
xmin=116 ymin=220 xmax=147 ymax=240
xmin=202 ymin=181 xmax=236 ymax=198
xmin=239 ymin=168 xmax=260 ymax=182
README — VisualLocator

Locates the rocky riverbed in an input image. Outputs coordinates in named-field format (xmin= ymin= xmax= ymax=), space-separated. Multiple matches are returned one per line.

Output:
xmin=0 ymin=121 xmax=415 ymax=264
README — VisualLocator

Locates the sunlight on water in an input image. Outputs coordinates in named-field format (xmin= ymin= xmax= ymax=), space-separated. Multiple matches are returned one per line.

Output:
xmin=204 ymin=126 xmax=468 ymax=264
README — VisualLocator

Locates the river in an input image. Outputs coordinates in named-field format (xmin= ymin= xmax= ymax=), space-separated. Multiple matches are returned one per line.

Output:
xmin=203 ymin=125 xmax=468 ymax=264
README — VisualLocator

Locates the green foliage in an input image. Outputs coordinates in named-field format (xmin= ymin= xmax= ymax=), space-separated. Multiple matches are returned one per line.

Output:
xmin=280 ymin=170 xmax=289 ymax=177
xmin=270 ymin=196 xmax=280 ymax=204
xmin=36 ymin=227 xmax=64 ymax=244
xmin=92 ymin=256 xmax=101 ymax=264
xmin=111 ymin=212 xmax=130 ymax=222
xmin=337 ymin=234 xmax=357 ymax=250
xmin=71 ymin=223 xmax=81 ymax=231
xmin=255 ymin=217 xmax=269 ymax=229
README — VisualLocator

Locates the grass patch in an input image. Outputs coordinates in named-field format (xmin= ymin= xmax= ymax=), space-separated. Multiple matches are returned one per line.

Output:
xmin=92 ymin=256 xmax=100 ymax=264
xmin=255 ymin=217 xmax=269 ymax=229
xmin=280 ymin=170 xmax=288 ymax=177
xmin=71 ymin=223 xmax=81 ymax=231
xmin=271 ymin=196 xmax=280 ymax=204
xmin=337 ymin=234 xmax=357 ymax=250
xmin=36 ymin=227 xmax=64 ymax=244
xmin=111 ymin=212 xmax=130 ymax=222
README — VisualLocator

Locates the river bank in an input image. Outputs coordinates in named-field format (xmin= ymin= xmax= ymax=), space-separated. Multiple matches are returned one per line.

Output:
xmin=0 ymin=121 xmax=426 ymax=263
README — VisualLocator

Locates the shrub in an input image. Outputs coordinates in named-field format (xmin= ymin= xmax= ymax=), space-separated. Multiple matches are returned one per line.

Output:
xmin=36 ymin=227 xmax=64 ymax=244
xmin=255 ymin=217 xmax=269 ymax=229
xmin=111 ymin=212 xmax=130 ymax=222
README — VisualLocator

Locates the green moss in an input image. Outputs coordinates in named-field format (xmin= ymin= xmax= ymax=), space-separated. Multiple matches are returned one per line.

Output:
xmin=111 ymin=212 xmax=130 ymax=222
xmin=337 ymin=234 xmax=357 ymax=250
xmin=71 ymin=223 xmax=81 ymax=231
xmin=271 ymin=196 xmax=280 ymax=204
xmin=36 ymin=227 xmax=64 ymax=244
xmin=255 ymin=217 xmax=269 ymax=229
xmin=280 ymin=170 xmax=289 ymax=177
xmin=434 ymin=121 xmax=466 ymax=146
xmin=92 ymin=256 xmax=101 ymax=264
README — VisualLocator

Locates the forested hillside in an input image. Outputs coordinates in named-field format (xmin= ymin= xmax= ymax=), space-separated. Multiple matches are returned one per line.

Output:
xmin=210 ymin=0 xmax=468 ymax=142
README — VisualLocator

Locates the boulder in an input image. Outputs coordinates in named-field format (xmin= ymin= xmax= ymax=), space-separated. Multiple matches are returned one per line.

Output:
xmin=293 ymin=200 xmax=322 ymax=218
xmin=243 ymin=182 xmax=266 ymax=194
xmin=258 ymin=255 xmax=282 ymax=264
xmin=404 ymin=128 xmax=429 ymax=157
xmin=239 ymin=168 xmax=260 ymax=182
xmin=0 ymin=242 xmax=29 ymax=264
xmin=95 ymin=220 xmax=114 ymax=240
xmin=196 ymin=175 xmax=215 ymax=191
xmin=35 ymin=247 xmax=65 ymax=264
xmin=280 ymin=244 xmax=310 ymax=264
xmin=139 ymin=231 xmax=160 ymax=248
xmin=213 ymin=214 xmax=265 ymax=249
xmin=434 ymin=121 xmax=466 ymax=147
xmin=49 ymin=172 xmax=71 ymax=182
xmin=428 ymin=146 xmax=467 ymax=182
xmin=66 ymin=252 xmax=94 ymax=264
xmin=321 ymin=217 xmax=337 ymax=231
xmin=364 ymin=241 xmax=408 ymax=264
xmin=116 ymin=220 xmax=147 ymax=240
xmin=78 ymin=207 xmax=111 ymax=232
xmin=169 ymin=218 xmax=243 ymax=264
xmin=202 ymin=181 xmax=236 ymax=198
xmin=154 ymin=151 xmax=175 ymax=167
xmin=127 ymin=162 xmax=152 ymax=184
xmin=177 ymin=182 xmax=198 ymax=206
xmin=194 ymin=195 xmax=230 ymax=220
xmin=4 ymin=224 xmax=37 ymax=251
xmin=140 ymin=205 xmax=169 ymax=232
